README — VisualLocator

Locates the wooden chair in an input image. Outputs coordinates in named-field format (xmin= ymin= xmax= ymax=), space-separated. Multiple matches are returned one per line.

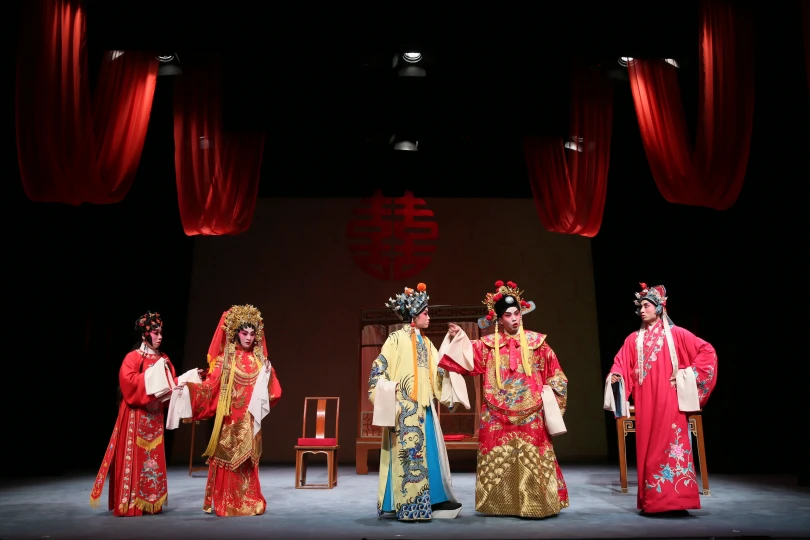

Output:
xmin=617 ymin=405 xmax=710 ymax=495
xmin=182 ymin=418 xmax=209 ymax=476
xmin=294 ymin=397 xmax=340 ymax=489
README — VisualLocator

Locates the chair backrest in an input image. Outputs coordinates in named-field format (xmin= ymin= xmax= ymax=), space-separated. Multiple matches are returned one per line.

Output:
xmin=301 ymin=397 xmax=340 ymax=444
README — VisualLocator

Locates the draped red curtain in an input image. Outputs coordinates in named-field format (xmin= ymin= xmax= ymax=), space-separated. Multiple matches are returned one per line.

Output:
xmin=627 ymin=0 xmax=754 ymax=210
xmin=15 ymin=0 xmax=158 ymax=205
xmin=173 ymin=60 xmax=265 ymax=236
xmin=523 ymin=66 xmax=613 ymax=237
xmin=802 ymin=0 xmax=810 ymax=96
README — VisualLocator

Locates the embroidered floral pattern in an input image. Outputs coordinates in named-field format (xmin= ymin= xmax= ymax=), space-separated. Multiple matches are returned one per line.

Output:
xmin=644 ymin=423 xmax=697 ymax=493
xmin=138 ymin=449 xmax=166 ymax=502
xmin=693 ymin=365 xmax=715 ymax=402
xmin=635 ymin=321 xmax=664 ymax=385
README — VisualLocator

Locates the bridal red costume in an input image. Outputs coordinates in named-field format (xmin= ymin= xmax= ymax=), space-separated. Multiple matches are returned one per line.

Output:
xmin=185 ymin=305 xmax=282 ymax=516
xmin=90 ymin=312 xmax=177 ymax=516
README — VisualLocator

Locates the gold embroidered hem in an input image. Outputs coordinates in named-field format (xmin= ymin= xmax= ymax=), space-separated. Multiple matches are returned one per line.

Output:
xmin=476 ymin=438 xmax=564 ymax=518
xmin=132 ymin=493 xmax=168 ymax=514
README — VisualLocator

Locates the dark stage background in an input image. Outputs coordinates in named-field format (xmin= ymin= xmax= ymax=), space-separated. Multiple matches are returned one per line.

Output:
xmin=5 ymin=2 xmax=806 ymax=482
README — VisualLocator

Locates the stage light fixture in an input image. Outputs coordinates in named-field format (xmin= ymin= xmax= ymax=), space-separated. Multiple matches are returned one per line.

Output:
xmin=157 ymin=53 xmax=182 ymax=76
xmin=618 ymin=57 xmax=635 ymax=67
xmin=403 ymin=52 xmax=422 ymax=63
xmin=664 ymin=58 xmax=680 ymax=68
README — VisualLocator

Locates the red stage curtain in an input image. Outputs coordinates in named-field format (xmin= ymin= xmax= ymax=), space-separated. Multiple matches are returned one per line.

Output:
xmin=799 ymin=0 xmax=810 ymax=97
xmin=173 ymin=60 xmax=265 ymax=236
xmin=15 ymin=0 xmax=158 ymax=205
xmin=626 ymin=0 xmax=754 ymax=210
xmin=523 ymin=66 xmax=613 ymax=237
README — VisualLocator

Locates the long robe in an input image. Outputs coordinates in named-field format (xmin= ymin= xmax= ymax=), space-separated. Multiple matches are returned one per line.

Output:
xmin=186 ymin=344 xmax=282 ymax=516
xmin=608 ymin=320 xmax=718 ymax=513
xmin=367 ymin=326 xmax=461 ymax=521
xmin=439 ymin=329 xmax=569 ymax=518
xmin=91 ymin=345 xmax=177 ymax=516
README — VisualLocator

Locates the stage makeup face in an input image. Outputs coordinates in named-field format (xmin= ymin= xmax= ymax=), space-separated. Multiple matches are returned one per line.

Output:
xmin=238 ymin=326 xmax=256 ymax=349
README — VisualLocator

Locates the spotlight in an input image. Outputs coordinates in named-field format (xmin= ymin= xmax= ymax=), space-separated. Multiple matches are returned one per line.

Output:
xmin=564 ymin=141 xmax=583 ymax=152
xmin=664 ymin=58 xmax=680 ymax=68
xmin=618 ymin=57 xmax=635 ymax=67
xmin=157 ymin=53 xmax=182 ymax=76
xmin=393 ymin=140 xmax=418 ymax=151
xmin=403 ymin=52 xmax=422 ymax=63
xmin=391 ymin=135 xmax=419 ymax=151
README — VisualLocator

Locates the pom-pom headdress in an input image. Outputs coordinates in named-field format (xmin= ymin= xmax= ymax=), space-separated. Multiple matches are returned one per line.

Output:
xmin=633 ymin=283 xmax=678 ymax=385
xmin=385 ymin=282 xmax=430 ymax=323
xmin=384 ymin=283 xmax=432 ymax=402
xmin=135 ymin=311 xmax=163 ymax=335
xmin=633 ymin=282 xmax=674 ymax=326
xmin=478 ymin=280 xmax=535 ymax=388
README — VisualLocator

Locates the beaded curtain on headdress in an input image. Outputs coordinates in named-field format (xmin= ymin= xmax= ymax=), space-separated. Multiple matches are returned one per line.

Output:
xmin=202 ymin=304 xmax=267 ymax=458
xmin=478 ymin=280 xmax=536 ymax=389
xmin=384 ymin=283 xmax=433 ymax=401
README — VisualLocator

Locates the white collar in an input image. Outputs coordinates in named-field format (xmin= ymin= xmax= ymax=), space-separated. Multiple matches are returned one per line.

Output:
xmin=139 ymin=342 xmax=160 ymax=355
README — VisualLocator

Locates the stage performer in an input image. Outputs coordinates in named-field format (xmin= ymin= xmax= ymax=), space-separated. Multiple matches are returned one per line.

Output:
xmin=169 ymin=304 xmax=282 ymax=516
xmin=604 ymin=283 xmax=718 ymax=514
xmin=90 ymin=311 xmax=193 ymax=516
xmin=438 ymin=280 xmax=570 ymax=518
xmin=368 ymin=282 xmax=469 ymax=521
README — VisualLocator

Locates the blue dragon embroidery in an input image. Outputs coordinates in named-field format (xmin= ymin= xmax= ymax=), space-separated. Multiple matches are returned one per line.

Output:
xmin=396 ymin=376 xmax=428 ymax=494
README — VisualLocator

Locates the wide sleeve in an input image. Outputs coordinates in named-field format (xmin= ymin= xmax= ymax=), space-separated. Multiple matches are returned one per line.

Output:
xmin=675 ymin=327 xmax=718 ymax=407
xmin=119 ymin=351 xmax=154 ymax=408
xmin=186 ymin=355 xmax=224 ymax=420
xmin=608 ymin=334 xmax=637 ymax=402
xmin=368 ymin=334 xmax=396 ymax=405
xmin=437 ymin=338 xmax=487 ymax=376
xmin=269 ymin=366 xmax=282 ymax=407
xmin=541 ymin=344 xmax=568 ymax=416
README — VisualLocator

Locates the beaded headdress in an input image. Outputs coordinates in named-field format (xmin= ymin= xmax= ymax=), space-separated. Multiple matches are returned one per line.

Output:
xmin=223 ymin=304 xmax=264 ymax=342
xmin=386 ymin=283 xmax=429 ymax=323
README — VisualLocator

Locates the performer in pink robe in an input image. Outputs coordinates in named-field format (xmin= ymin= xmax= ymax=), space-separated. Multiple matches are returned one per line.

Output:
xmin=605 ymin=284 xmax=718 ymax=514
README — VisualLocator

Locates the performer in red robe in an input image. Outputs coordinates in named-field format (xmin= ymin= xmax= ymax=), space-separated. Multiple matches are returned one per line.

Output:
xmin=90 ymin=311 xmax=178 ymax=516
xmin=438 ymin=280 xmax=570 ymax=518
xmin=182 ymin=305 xmax=282 ymax=516
xmin=605 ymin=283 xmax=718 ymax=514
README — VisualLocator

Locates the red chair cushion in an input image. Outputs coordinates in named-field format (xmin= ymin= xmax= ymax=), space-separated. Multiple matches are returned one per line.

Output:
xmin=443 ymin=434 xmax=467 ymax=441
xmin=297 ymin=437 xmax=337 ymax=446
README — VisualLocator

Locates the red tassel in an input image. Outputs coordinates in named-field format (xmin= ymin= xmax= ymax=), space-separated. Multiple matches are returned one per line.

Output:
xmin=410 ymin=321 xmax=416 ymax=327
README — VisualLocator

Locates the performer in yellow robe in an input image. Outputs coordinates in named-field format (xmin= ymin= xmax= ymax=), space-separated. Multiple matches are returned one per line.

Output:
xmin=367 ymin=282 xmax=469 ymax=521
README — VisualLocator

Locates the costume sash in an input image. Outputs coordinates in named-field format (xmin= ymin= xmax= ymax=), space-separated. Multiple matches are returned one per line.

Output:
xmin=89 ymin=402 xmax=126 ymax=508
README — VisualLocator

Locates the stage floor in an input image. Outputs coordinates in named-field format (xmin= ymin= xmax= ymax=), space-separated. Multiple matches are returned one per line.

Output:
xmin=1 ymin=464 xmax=808 ymax=540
